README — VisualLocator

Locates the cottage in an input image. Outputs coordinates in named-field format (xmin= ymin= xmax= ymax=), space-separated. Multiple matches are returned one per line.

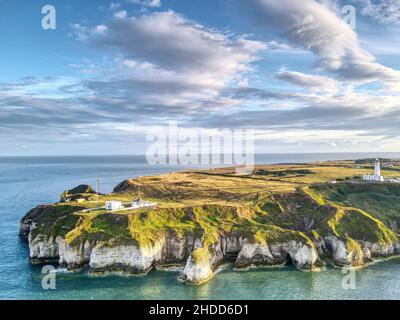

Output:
xmin=105 ymin=201 xmax=123 ymax=211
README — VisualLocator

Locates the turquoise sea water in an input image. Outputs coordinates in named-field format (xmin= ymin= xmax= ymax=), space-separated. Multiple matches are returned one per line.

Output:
xmin=1 ymin=153 xmax=400 ymax=300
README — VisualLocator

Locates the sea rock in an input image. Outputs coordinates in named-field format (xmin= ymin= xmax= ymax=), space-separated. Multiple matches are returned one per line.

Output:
xmin=181 ymin=243 xmax=223 ymax=284
xmin=181 ymin=254 xmax=214 ymax=284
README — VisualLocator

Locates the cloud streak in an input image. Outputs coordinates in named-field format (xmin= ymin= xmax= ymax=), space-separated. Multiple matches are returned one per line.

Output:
xmin=243 ymin=0 xmax=400 ymax=89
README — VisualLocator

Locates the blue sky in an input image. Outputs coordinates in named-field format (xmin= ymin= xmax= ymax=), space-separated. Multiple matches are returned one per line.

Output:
xmin=1 ymin=0 xmax=400 ymax=155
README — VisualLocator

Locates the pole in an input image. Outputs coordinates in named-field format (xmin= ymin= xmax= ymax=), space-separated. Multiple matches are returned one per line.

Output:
xmin=97 ymin=176 xmax=100 ymax=208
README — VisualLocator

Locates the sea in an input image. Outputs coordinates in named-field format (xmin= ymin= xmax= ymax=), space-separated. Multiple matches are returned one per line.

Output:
xmin=1 ymin=153 xmax=400 ymax=300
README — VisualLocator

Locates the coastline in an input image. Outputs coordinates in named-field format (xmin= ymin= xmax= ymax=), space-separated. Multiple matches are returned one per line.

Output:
xmin=20 ymin=159 xmax=400 ymax=285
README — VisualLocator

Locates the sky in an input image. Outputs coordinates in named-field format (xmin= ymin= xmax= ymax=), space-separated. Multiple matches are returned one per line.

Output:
xmin=1 ymin=0 xmax=400 ymax=155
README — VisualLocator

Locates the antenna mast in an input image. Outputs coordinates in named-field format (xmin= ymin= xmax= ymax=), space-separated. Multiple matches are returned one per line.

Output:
xmin=97 ymin=176 xmax=100 ymax=208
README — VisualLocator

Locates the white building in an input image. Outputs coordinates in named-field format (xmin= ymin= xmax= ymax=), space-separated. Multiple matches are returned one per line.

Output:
xmin=363 ymin=158 xmax=384 ymax=182
xmin=105 ymin=201 xmax=123 ymax=211
xmin=131 ymin=199 xmax=157 ymax=209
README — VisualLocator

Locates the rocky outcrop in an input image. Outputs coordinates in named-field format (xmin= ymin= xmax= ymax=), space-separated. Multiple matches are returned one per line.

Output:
xmin=60 ymin=184 xmax=97 ymax=202
xmin=360 ymin=240 xmax=400 ymax=257
xmin=19 ymin=205 xmax=52 ymax=237
xmin=181 ymin=242 xmax=224 ymax=284
xmin=181 ymin=254 xmax=215 ymax=284
xmin=323 ymin=236 xmax=400 ymax=267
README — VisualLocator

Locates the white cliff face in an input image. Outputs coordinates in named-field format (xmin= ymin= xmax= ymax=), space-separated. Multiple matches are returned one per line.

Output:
xmin=58 ymin=239 xmax=93 ymax=269
xmin=182 ymin=239 xmax=318 ymax=283
xmin=162 ymin=235 xmax=195 ymax=263
xmin=324 ymin=236 xmax=400 ymax=267
xmin=361 ymin=241 xmax=396 ymax=257
xmin=235 ymin=243 xmax=274 ymax=268
xmin=220 ymin=236 xmax=247 ymax=256
xmin=324 ymin=236 xmax=349 ymax=265
xmin=324 ymin=237 xmax=371 ymax=266
xmin=89 ymin=240 xmax=164 ymax=273
xmin=27 ymin=228 xmax=400 ymax=285
xmin=290 ymin=244 xmax=318 ymax=269
xmin=270 ymin=241 xmax=317 ymax=269
xmin=29 ymin=233 xmax=59 ymax=261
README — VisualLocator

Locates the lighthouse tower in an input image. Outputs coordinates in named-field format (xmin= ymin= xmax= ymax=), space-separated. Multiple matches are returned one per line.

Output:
xmin=363 ymin=158 xmax=384 ymax=182
xmin=374 ymin=158 xmax=381 ymax=177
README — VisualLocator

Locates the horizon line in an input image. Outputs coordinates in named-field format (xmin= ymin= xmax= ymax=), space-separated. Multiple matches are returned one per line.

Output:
xmin=1 ymin=152 xmax=400 ymax=158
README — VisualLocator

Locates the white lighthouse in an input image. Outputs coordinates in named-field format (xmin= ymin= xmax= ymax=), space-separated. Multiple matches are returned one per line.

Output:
xmin=363 ymin=158 xmax=384 ymax=182
xmin=374 ymin=159 xmax=381 ymax=177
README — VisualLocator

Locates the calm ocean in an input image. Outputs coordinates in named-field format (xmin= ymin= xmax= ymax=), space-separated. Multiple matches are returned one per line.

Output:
xmin=1 ymin=153 xmax=400 ymax=300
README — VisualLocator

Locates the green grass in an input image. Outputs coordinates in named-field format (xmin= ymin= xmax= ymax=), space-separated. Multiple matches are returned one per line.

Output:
xmin=311 ymin=183 xmax=400 ymax=226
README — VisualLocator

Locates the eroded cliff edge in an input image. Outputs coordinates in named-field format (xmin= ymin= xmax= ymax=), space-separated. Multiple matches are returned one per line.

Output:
xmin=20 ymin=170 xmax=400 ymax=285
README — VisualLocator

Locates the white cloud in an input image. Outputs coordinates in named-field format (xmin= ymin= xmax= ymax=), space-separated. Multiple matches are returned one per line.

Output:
xmin=353 ymin=0 xmax=400 ymax=24
xmin=129 ymin=0 xmax=162 ymax=7
xmin=114 ymin=10 xmax=127 ymax=19
xmin=265 ymin=41 xmax=293 ymax=51
xmin=276 ymin=68 xmax=339 ymax=93
xmin=246 ymin=0 xmax=400 ymax=90
xmin=81 ymin=11 xmax=266 ymax=89
xmin=94 ymin=25 xmax=108 ymax=34
xmin=110 ymin=2 xmax=121 ymax=10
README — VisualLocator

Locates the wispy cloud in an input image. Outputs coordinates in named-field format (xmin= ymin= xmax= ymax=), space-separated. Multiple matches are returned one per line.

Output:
xmin=352 ymin=0 xmax=400 ymax=24
xmin=129 ymin=0 xmax=162 ymax=8
xmin=242 ymin=0 xmax=400 ymax=89
xmin=275 ymin=68 xmax=340 ymax=93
